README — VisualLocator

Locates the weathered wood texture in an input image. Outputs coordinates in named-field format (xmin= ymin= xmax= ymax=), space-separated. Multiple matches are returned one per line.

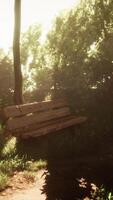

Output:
xmin=21 ymin=116 xmax=87 ymax=138
xmin=3 ymin=100 xmax=68 ymax=118
xmin=3 ymin=100 xmax=87 ymax=138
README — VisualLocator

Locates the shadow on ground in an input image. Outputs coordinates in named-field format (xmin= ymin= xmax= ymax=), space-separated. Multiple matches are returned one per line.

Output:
xmin=16 ymin=124 xmax=113 ymax=199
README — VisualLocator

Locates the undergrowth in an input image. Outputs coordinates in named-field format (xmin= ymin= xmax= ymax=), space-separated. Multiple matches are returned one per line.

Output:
xmin=0 ymin=127 xmax=112 ymax=198
xmin=0 ymin=172 xmax=9 ymax=191
xmin=90 ymin=185 xmax=113 ymax=200
xmin=0 ymin=130 xmax=47 ymax=191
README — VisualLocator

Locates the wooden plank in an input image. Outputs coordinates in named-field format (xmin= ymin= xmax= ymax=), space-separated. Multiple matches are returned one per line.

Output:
xmin=18 ymin=116 xmax=87 ymax=138
xmin=6 ymin=107 xmax=71 ymax=131
xmin=3 ymin=100 xmax=68 ymax=118
xmin=9 ymin=115 xmax=74 ymax=134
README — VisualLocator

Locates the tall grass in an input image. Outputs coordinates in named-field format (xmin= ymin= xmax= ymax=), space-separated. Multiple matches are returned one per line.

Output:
xmin=0 ymin=129 xmax=47 ymax=191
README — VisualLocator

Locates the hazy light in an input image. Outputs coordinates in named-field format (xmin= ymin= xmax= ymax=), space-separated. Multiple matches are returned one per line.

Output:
xmin=0 ymin=0 xmax=80 ymax=50
xmin=91 ymin=86 xmax=97 ymax=90
xmin=0 ymin=0 xmax=14 ymax=50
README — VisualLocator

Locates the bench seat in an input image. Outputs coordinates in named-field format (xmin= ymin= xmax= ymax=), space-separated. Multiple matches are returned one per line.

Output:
xmin=2 ymin=99 xmax=87 ymax=138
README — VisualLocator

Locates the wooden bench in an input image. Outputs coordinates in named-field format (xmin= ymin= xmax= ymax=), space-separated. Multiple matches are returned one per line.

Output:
xmin=2 ymin=100 xmax=87 ymax=139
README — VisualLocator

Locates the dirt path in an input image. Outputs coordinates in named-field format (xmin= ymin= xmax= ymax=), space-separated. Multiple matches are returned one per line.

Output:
xmin=0 ymin=170 xmax=46 ymax=200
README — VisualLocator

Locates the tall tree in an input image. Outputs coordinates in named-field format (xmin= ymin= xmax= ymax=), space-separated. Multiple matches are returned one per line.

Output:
xmin=47 ymin=0 xmax=113 ymax=94
xmin=13 ymin=0 xmax=23 ymax=104
xmin=20 ymin=24 xmax=53 ymax=102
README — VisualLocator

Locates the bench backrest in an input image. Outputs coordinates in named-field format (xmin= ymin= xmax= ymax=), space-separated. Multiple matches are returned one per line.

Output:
xmin=3 ymin=100 xmax=71 ymax=133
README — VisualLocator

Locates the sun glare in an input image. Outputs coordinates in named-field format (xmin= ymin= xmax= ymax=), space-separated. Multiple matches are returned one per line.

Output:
xmin=0 ymin=0 xmax=80 ymax=50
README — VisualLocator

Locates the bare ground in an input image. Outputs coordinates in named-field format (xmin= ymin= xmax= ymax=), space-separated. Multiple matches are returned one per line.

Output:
xmin=0 ymin=170 xmax=46 ymax=200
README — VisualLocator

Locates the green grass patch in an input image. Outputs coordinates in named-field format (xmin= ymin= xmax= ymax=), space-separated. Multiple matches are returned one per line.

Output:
xmin=0 ymin=133 xmax=47 ymax=191
xmin=0 ymin=172 xmax=9 ymax=191
xmin=26 ymin=159 xmax=47 ymax=171
xmin=0 ymin=155 xmax=27 ymax=175
xmin=2 ymin=137 xmax=17 ymax=157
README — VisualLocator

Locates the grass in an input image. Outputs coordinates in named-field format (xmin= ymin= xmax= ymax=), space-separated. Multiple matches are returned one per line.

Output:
xmin=26 ymin=159 xmax=47 ymax=172
xmin=0 ymin=172 xmax=9 ymax=191
xmin=0 ymin=155 xmax=27 ymax=174
xmin=0 ymin=131 xmax=47 ymax=191
xmin=1 ymin=137 xmax=17 ymax=157
xmin=23 ymin=171 xmax=36 ymax=183
xmin=0 ymin=156 xmax=47 ymax=191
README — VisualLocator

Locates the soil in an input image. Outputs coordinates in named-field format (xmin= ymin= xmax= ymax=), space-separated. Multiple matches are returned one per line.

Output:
xmin=0 ymin=170 xmax=46 ymax=200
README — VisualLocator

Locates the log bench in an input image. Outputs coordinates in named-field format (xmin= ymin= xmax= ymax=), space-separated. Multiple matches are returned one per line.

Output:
xmin=2 ymin=100 xmax=87 ymax=139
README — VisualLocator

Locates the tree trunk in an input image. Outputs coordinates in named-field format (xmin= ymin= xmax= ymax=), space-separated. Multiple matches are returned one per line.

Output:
xmin=13 ymin=0 xmax=23 ymax=104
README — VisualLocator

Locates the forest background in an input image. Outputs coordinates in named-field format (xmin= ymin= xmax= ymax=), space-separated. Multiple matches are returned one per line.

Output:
xmin=0 ymin=0 xmax=113 ymax=140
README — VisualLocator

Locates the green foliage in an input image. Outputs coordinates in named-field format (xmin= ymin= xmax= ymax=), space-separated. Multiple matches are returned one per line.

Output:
xmin=21 ymin=24 xmax=42 ymax=66
xmin=0 ymin=125 xmax=6 ymax=156
xmin=46 ymin=0 xmax=113 ymax=96
xmin=0 ymin=52 xmax=14 ymax=107
xmin=0 ymin=131 xmax=47 ymax=191
xmin=0 ymin=154 xmax=27 ymax=191
xmin=0 ymin=155 xmax=27 ymax=175
xmin=21 ymin=24 xmax=42 ymax=99
xmin=31 ymin=67 xmax=53 ymax=101
xmin=44 ymin=1 xmax=113 ymax=149
xmin=0 ymin=1 xmax=113 ymax=194
xmin=0 ymin=172 xmax=9 ymax=191
xmin=21 ymin=24 xmax=53 ymax=102
xmin=2 ymin=137 xmax=17 ymax=157
xmin=91 ymin=185 xmax=113 ymax=200
xmin=26 ymin=159 xmax=47 ymax=171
